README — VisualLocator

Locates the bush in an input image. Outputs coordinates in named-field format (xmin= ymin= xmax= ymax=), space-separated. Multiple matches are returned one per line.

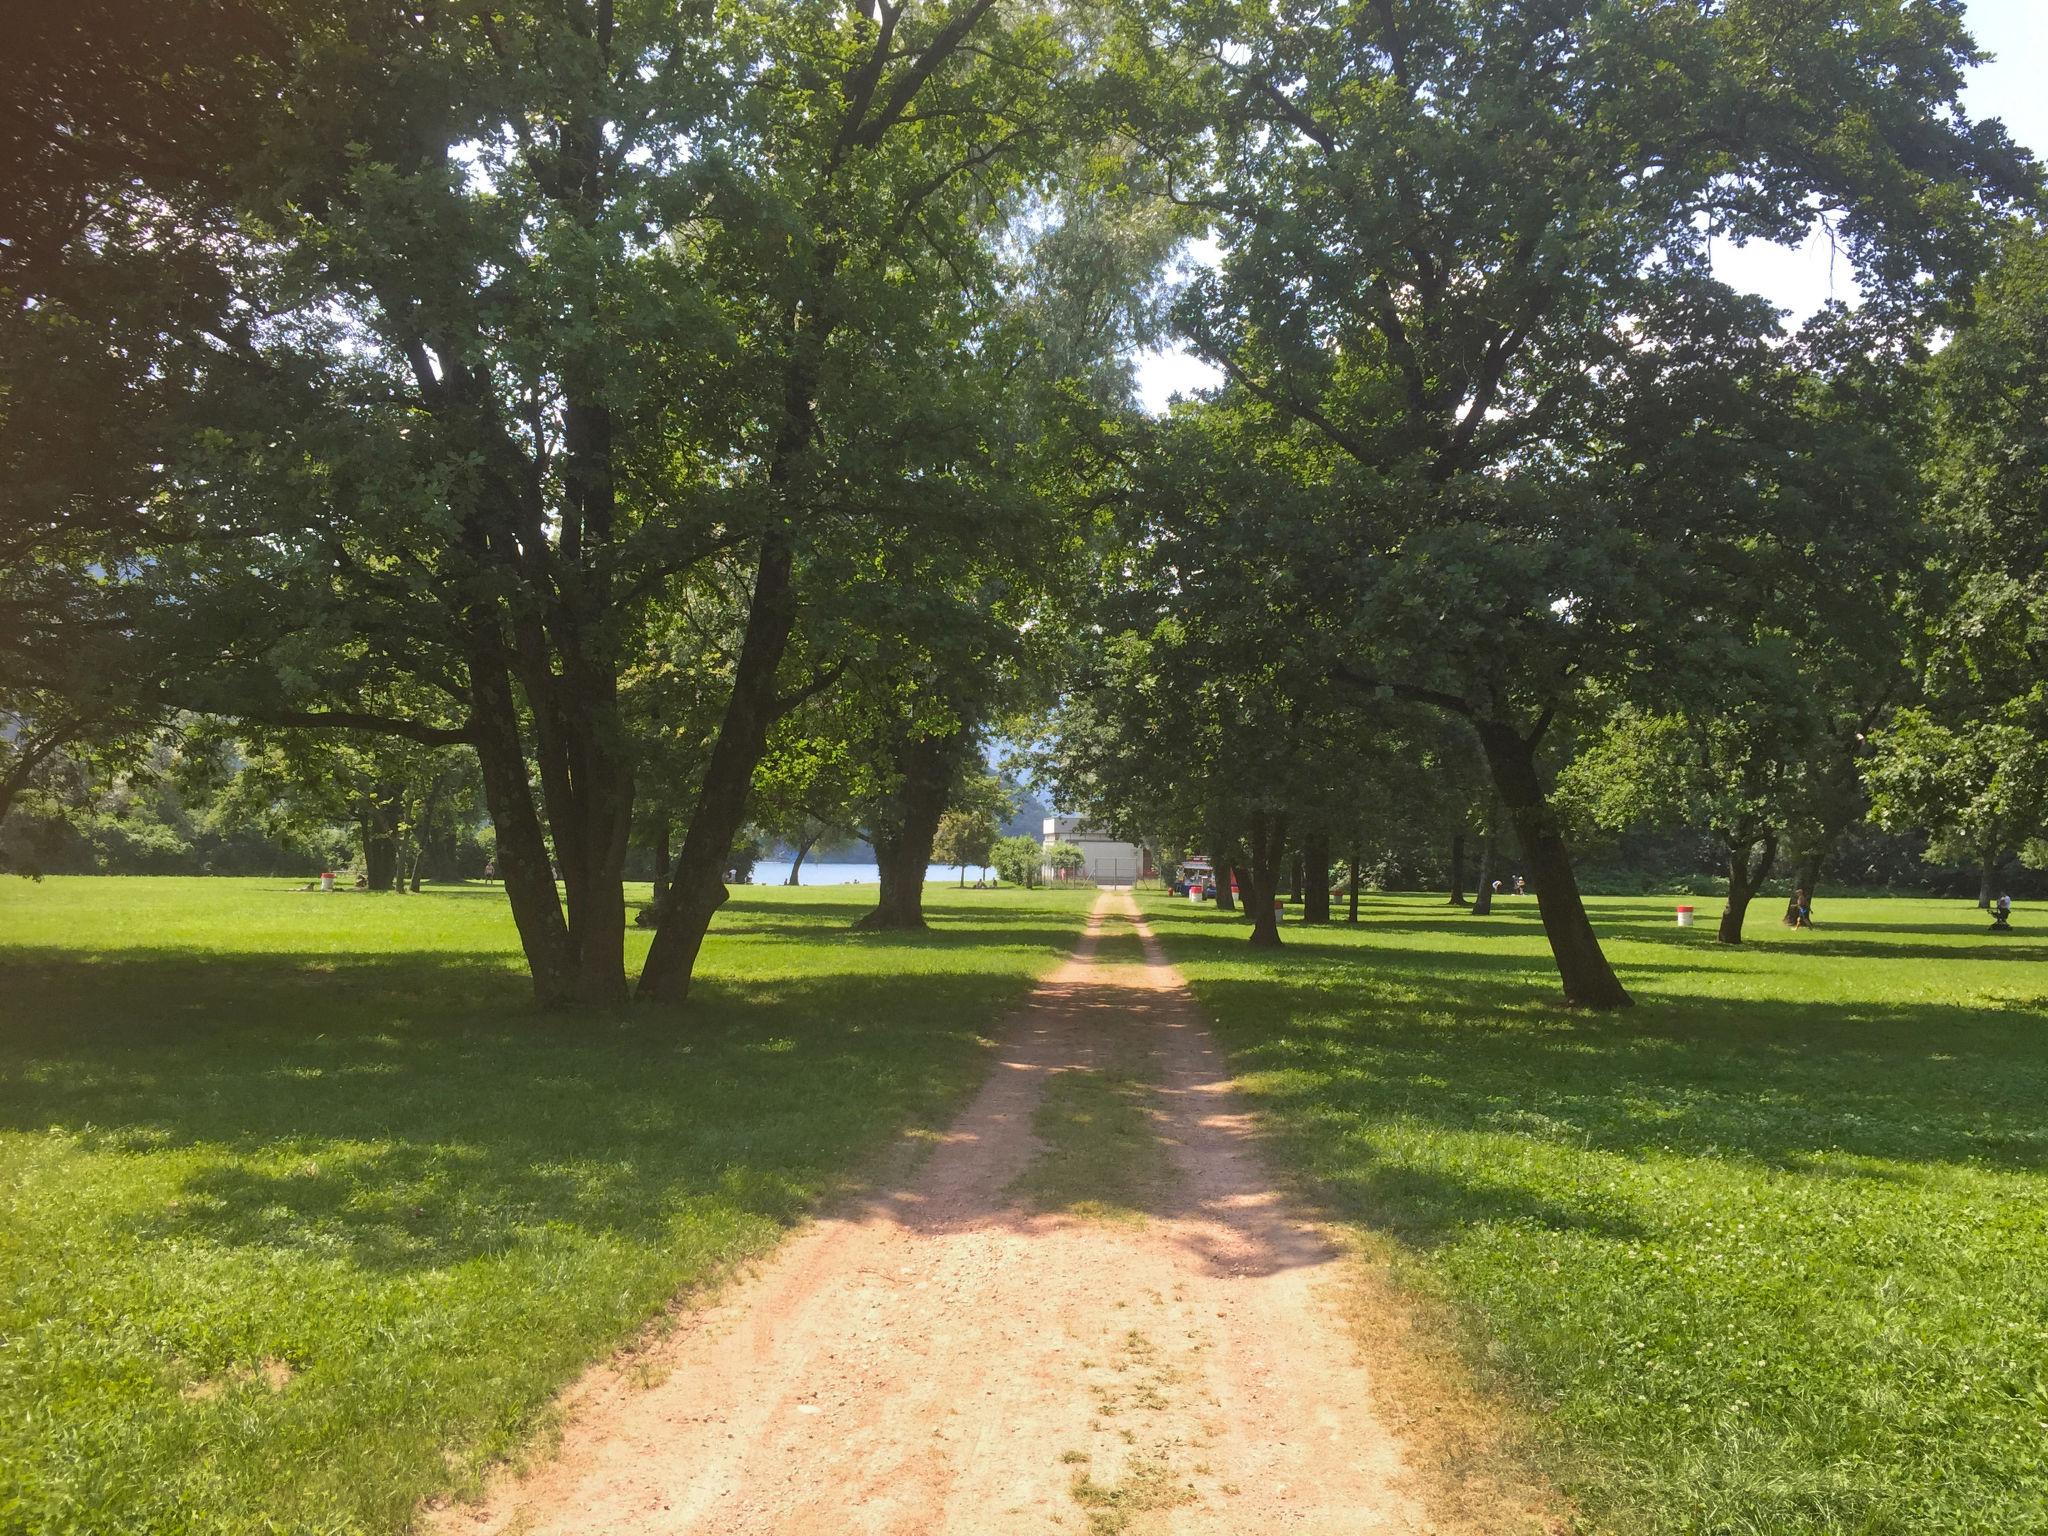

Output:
xmin=992 ymin=834 xmax=1042 ymax=887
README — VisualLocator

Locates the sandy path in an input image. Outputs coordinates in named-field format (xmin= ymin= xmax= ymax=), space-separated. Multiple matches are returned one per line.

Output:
xmin=429 ymin=891 xmax=1449 ymax=1535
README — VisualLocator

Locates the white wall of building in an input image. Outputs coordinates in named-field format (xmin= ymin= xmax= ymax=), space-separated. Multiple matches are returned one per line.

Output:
xmin=1042 ymin=816 xmax=1151 ymax=884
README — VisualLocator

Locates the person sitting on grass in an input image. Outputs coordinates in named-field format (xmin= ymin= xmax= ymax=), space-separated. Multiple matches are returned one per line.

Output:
xmin=1991 ymin=893 xmax=2014 ymax=932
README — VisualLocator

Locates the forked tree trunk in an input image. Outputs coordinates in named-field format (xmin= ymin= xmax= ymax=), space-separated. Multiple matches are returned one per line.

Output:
xmin=1302 ymin=834 xmax=1331 ymax=924
xmin=786 ymin=833 xmax=816 ymax=886
xmin=1347 ymin=853 xmax=1360 ymax=923
xmin=1447 ymin=830 xmax=1468 ymax=906
xmin=1719 ymin=831 xmax=1778 ymax=945
xmin=856 ymin=728 xmax=963 ymax=933
xmin=1475 ymin=721 xmax=1630 ymax=1008
xmin=639 ymin=533 xmax=798 ymax=1005
xmin=1244 ymin=813 xmax=1287 ymax=948
xmin=468 ymin=655 xmax=577 ymax=1007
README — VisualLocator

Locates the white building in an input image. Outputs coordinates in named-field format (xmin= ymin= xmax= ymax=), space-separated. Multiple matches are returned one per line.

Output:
xmin=1042 ymin=816 xmax=1153 ymax=885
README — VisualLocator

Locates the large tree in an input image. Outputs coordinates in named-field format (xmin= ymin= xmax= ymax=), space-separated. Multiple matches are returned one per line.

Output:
xmin=9 ymin=1 xmax=1089 ymax=1008
xmin=1870 ymin=225 xmax=2048 ymax=904
xmin=1114 ymin=0 xmax=2032 ymax=1005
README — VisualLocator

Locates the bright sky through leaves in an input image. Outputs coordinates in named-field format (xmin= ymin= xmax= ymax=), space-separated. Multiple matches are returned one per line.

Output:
xmin=1134 ymin=0 xmax=2046 ymax=415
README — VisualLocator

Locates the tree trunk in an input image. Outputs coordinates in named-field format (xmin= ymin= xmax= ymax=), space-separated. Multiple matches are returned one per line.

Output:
xmin=567 ymin=758 xmax=632 ymax=1007
xmin=1213 ymin=838 xmax=1238 ymax=912
xmin=856 ymin=727 xmax=963 ymax=933
xmin=786 ymin=833 xmax=816 ymax=886
xmin=1978 ymin=850 xmax=1997 ymax=909
xmin=1475 ymin=720 xmax=1630 ymax=1008
xmin=1302 ymin=834 xmax=1331 ymax=924
xmin=1472 ymin=813 xmax=1495 ymax=916
xmin=638 ymin=532 xmax=798 ymax=1004
xmin=1790 ymin=834 xmax=1833 ymax=924
xmin=468 ymin=657 xmax=577 ymax=1007
xmin=1719 ymin=831 xmax=1777 ymax=945
xmin=1447 ymin=830 xmax=1468 ymax=906
xmin=641 ymin=241 xmax=833 ymax=1002
xmin=361 ymin=788 xmax=401 ymax=892
xmin=1347 ymin=853 xmax=1360 ymax=923
xmin=1244 ymin=812 xmax=1287 ymax=948
xmin=1288 ymin=851 xmax=1303 ymax=903
xmin=651 ymin=824 xmax=671 ymax=905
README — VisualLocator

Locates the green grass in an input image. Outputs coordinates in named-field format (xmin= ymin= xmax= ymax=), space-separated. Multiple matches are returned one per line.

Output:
xmin=0 ymin=876 xmax=1094 ymax=1536
xmin=1143 ymin=890 xmax=2048 ymax=1535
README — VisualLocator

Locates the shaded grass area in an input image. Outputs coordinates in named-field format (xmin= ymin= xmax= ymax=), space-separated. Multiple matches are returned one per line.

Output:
xmin=0 ymin=876 xmax=1093 ymax=1536
xmin=1144 ymin=891 xmax=2048 ymax=1536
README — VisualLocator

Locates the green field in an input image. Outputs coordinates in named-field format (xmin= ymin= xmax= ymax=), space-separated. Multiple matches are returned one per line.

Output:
xmin=6 ymin=878 xmax=2043 ymax=1536
xmin=0 ymin=877 xmax=1094 ymax=1536
xmin=1144 ymin=890 xmax=2048 ymax=1536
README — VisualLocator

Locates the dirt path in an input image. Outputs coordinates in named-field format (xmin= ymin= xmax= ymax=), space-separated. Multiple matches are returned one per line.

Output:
xmin=430 ymin=891 xmax=1504 ymax=1535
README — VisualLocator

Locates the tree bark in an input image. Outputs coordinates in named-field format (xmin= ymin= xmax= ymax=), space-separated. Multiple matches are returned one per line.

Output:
xmin=468 ymin=655 xmax=577 ymax=1006
xmin=1978 ymin=849 xmax=1997 ymax=909
xmin=1472 ymin=812 xmax=1496 ymax=916
xmin=651 ymin=824 xmax=671 ymax=905
xmin=1447 ymin=830 xmax=1468 ymax=906
xmin=1719 ymin=831 xmax=1777 ymax=945
xmin=1288 ymin=850 xmax=1303 ymax=903
xmin=1302 ymin=834 xmax=1331 ymax=923
xmin=1475 ymin=720 xmax=1630 ymax=1007
xmin=786 ymin=833 xmax=816 ymax=886
xmin=1790 ymin=835 xmax=1833 ymax=924
xmin=1244 ymin=812 xmax=1287 ymax=948
xmin=856 ymin=727 xmax=963 ymax=932
xmin=361 ymin=785 xmax=402 ymax=892
xmin=638 ymin=531 xmax=799 ymax=1004
xmin=1213 ymin=837 xmax=1238 ymax=912
xmin=1347 ymin=853 xmax=1360 ymax=923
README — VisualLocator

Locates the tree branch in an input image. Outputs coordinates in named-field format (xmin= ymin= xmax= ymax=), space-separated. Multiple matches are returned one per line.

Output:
xmin=234 ymin=708 xmax=478 ymax=747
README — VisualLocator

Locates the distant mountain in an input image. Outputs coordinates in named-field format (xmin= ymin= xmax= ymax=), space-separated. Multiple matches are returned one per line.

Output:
xmin=1002 ymin=791 xmax=1048 ymax=839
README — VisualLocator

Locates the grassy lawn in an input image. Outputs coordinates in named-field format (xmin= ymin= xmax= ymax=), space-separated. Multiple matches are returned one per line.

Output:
xmin=0 ymin=876 xmax=1094 ymax=1536
xmin=1143 ymin=889 xmax=2048 ymax=1535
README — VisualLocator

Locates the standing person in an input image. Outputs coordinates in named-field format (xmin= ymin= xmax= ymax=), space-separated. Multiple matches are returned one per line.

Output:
xmin=1790 ymin=888 xmax=1813 ymax=928
xmin=1513 ymin=874 xmax=1526 ymax=896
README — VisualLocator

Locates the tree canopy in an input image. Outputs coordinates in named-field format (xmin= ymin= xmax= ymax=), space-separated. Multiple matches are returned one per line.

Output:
xmin=4 ymin=0 xmax=2044 ymax=1012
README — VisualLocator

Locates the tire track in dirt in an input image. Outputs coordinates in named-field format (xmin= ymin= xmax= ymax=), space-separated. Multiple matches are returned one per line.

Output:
xmin=427 ymin=889 xmax=1520 ymax=1534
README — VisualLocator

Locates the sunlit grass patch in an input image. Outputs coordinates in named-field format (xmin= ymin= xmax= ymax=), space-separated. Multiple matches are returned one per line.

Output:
xmin=1145 ymin=890 xmax=2048 ymax=1536
xmin=0 ymin=876 xmax=1093 ymax=1536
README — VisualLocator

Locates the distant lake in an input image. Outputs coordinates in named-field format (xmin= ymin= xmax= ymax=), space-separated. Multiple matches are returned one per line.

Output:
xmin=747 ymin=861 xmax=982 ymax=887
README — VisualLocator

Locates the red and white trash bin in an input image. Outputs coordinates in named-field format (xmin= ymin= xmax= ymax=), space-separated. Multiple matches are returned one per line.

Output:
xmin=1675 ymin=904 xmax=1694 ymax=928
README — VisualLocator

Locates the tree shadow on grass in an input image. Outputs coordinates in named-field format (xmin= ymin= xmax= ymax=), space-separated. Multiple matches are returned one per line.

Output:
xmin=1165 ymin=930 xmax=2048 ymax=1187
xmin=0 ymin=944 xmax=1045 ymax=1276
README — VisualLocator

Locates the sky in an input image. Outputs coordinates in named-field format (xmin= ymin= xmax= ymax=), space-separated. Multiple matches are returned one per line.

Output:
xmin=1134 ymin=0 xmax=2047 ymax=413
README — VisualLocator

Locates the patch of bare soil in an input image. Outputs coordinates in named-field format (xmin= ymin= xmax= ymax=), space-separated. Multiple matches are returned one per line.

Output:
xmin=427 ymin=891 xmax=1560 ymax=1535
